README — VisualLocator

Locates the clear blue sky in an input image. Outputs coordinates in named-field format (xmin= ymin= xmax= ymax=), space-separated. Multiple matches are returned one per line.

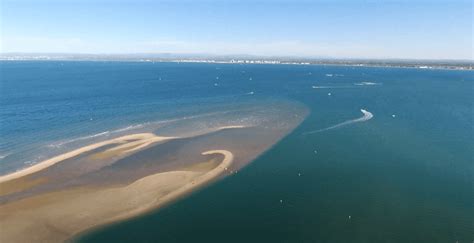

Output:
xmin=1 ymin=0 xmax=472 ymax=59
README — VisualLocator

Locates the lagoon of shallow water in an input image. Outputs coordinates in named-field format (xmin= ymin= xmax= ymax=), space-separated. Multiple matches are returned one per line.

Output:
xmin=1 ymin=61 xmax=472 ymax=242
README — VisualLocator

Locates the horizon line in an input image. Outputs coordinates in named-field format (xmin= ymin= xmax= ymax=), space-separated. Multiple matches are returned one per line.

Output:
xmin=1 ymin=52 xmax=473 ymax=62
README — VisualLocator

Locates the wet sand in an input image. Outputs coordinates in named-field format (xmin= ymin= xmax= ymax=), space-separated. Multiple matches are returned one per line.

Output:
xmin=0 ymin=149 xmax=232 ymax=243
xmin=0 ymin=133 xmax=175 ymax=183
xmin=0 ymin=104 xmax=308 ymax=243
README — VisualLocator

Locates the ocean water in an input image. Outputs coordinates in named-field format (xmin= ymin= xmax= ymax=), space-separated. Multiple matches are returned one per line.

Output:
xmin=1 ymin=61 xmax=472 ymax=242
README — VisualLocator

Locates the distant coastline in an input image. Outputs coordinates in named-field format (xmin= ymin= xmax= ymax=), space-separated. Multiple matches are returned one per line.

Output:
xmin=1 ymin=53 xmax=472 ymax=70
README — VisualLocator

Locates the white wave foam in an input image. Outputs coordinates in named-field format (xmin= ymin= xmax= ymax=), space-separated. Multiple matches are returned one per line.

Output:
xmin=312 ymin=85 xmax=353 ymax=89
xmin=354 ymin=81 xmax=381 ymax=86
xmin=304 ymin=109 xmax=373 ymax=134
xmin=46 ymin=110 xmax=249 ymax=148
xmin=113 ymin=124 xmax=146 ymax=133
xmin=48 ymin=131 xmax=111 ymax=148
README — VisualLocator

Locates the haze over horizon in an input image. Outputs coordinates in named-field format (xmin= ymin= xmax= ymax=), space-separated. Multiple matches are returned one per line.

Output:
xmin=1 ymin=0 xmax=473 ymax=60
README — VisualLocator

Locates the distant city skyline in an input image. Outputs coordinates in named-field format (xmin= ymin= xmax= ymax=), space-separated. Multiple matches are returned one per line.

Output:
xmin=1 ymin=0 xmax=472 ymax=60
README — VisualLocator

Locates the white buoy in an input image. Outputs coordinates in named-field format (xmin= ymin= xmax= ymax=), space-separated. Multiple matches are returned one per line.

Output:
xmin=214 ymin=83 xmax=218 ymax=86
xmin=349 ymin=215 xmax=351 ymax=219
xmin=314 ymin=150 xmax=318 ymax=154
xmin=298 ymin=173 xmax=301 ymax=176
xmin=328 ymin=92 xmax=332 ymax=96
xmin=392 ymin=114 xmax=396 ymax=118
xmin=280 ymin=199 xmax=283 ymax=203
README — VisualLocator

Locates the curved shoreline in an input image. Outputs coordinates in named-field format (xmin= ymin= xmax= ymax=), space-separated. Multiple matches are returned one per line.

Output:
xmin=0 ymin=149 xmax=234 ymax=243
xmin=72 ymin=149 xmax=235 ymax=239
xmin=0 ymin=125 xmax=247 ymax=183
xmin=0 ymin=105 xmax=308 ymax=243
xmin=0 ymin=133 xmax=176 ymax=183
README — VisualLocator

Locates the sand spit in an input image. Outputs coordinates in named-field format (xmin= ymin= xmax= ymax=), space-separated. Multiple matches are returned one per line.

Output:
xmin=0 ymin=150 xmax=233 ymax=243
xmin=0 ymin=126 xmax=246 ymax=184
xmin=0 ymin=133 xmax=175 ymax=183
xmin=0 ymin=101 xmax=309 ymax=243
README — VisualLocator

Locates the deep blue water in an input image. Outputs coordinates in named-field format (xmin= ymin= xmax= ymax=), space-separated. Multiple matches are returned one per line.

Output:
xmin=1 ymin=61 xmax=472 ymax=242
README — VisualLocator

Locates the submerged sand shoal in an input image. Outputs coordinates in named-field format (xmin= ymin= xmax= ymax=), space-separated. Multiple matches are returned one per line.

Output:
xmin=0 ymin=133 xmax=175 ymax=183
xmin=0 ymin=102 xmax=308 ymax=243
xmin=1 ymin=148 xmax=233 ymax=243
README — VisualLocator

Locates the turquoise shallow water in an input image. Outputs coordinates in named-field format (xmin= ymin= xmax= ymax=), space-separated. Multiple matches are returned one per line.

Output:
xmin=1 ymin=61 xmax=472 ymax=242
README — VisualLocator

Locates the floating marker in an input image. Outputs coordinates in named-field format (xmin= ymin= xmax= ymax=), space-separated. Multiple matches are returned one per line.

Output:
xmin=314 ymin=150 xmax=318 ymax=154
xmin=280 ymin=200 xmax=283 ymax=203
xmin=328 ymin=92 xmax=332 ymax=96
xmin=392 ymin=114 xmax=396 ymax=118
xmin=349 ymin=215 xmax=351 ymax=219
xmin=298 ymin=173 xmax=301 ymax=176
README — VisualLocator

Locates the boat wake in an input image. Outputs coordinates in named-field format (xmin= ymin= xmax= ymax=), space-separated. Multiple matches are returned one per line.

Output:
xmin=304 ymin=109 xmax=373 ymax=135
xmin=312 ymin=85 xmax=353 ymax=89
xmin=354 ymin=81 xmax=381 ymax=86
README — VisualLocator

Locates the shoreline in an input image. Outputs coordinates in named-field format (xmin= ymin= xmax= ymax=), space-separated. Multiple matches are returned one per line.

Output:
xmin=0 ymin=104 xmax=308 ymax=243
xmin=0 ymin=149 xmax=234 ymax=243
xmin=0 ymin=133 xmax=176 ymax=183
xmin=1 ymin=58 xmax=472 ymax=71
xmin=70 ymin=150 xmax=234 ymax=242
xmin=0 ymin=125 xmax=247 ymax=183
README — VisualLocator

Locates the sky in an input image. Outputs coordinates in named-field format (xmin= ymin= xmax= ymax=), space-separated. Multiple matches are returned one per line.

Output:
xmin=1 ymin=0 xmax=472 ymax=59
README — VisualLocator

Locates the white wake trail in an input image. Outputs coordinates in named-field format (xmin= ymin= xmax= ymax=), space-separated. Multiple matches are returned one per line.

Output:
xmin=304 ymin=109 xmax=373 ymax=135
